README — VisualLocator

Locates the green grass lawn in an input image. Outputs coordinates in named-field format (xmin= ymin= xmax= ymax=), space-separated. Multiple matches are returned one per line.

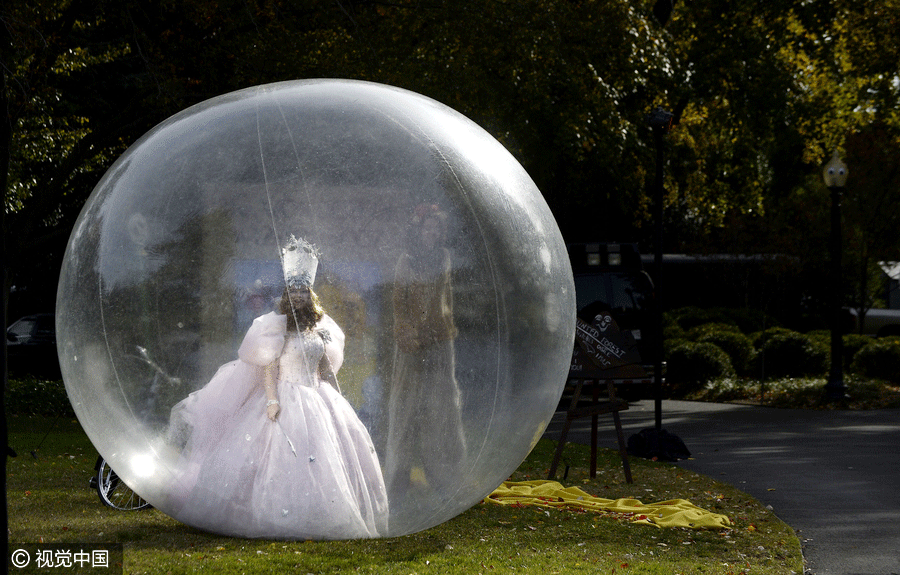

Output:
xmin=7 ymin=414 xmax=804 ymax=574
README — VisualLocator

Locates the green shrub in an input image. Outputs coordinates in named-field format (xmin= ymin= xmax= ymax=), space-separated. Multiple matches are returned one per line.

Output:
xmin=666 ymin=341 xmax=735 ymax=395
xmin=851 ymin=339 xmax=900 ymax=382
xmin=804 ymin=331 xmax=872 ymax=371
xmin=720 ymin=308 xmax=775 ymax=335
xmin=663 ymin=322 xmax=687 ymax=341
xmin=686 ymin=322 xmax=742 ymax=340
xmin=843 ymin=334 xmax=873 ymax=369
xmin=754 ymin=331 xmax=829 ymax=378
xmin=749 ymin=327 xmax=797 ymax=349
xmin=6 ymin=376 xmax=75 ymax=417
xmin=696 ymin=330 xmax=755 ymax=375
xmin=663 ymin=337 xmax=690 ymax=358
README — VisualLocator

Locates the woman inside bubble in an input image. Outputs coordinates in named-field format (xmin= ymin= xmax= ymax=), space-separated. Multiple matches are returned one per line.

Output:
xmin=167 ymin=236 xmax=388 ymax=539
xmin=385 ymin=204 xmax=467 ymax=511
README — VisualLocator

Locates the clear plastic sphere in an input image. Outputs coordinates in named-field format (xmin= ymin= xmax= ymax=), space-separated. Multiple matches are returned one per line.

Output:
xmin=57 ymin=79 xmax=575 ymax=539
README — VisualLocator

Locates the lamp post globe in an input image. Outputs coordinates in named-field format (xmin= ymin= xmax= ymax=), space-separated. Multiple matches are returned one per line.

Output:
xmin=823 ymin=151 xmax=849 ymax=187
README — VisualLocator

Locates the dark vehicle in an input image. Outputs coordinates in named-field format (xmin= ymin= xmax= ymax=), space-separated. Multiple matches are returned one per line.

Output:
xmin=6 ymin=313 xmax=61 ymax=379
xmin=568 ymin=243 xmax=657 ymax=398
xmin=846 ymin=307 xmax=900 ymax=338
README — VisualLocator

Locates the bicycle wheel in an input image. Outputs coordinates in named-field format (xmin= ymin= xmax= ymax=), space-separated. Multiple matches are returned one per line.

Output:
xmin=95 ymin=457 xmax=152 ymax=511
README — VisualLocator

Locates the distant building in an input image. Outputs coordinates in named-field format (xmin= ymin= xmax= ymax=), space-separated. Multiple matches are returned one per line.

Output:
xmin=640 ymin=253 xmax=802 ymax=314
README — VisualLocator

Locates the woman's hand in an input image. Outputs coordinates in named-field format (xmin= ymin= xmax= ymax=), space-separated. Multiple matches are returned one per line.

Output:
xmin=263 ymin=363 xmax=279 ymax=421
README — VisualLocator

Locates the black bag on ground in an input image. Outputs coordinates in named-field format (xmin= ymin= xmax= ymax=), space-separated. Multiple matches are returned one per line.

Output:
xmin=627 ymin=428 xmax=691 ymax=461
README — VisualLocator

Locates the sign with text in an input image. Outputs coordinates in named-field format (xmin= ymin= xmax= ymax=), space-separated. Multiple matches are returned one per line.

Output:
xmin=569 ymin=313 xmax=646 ymax=379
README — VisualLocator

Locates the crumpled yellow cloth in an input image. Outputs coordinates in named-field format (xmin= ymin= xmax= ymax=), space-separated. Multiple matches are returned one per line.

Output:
xmin=484 ymin=480 xmax=731 ymax=530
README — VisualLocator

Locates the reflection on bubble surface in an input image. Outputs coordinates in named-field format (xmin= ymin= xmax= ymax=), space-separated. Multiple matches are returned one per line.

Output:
xmin=57 ymin=79 xmax=575 ymax=539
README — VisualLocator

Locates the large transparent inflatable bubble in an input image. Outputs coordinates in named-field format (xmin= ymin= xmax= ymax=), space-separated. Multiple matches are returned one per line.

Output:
xmin=57 ymin=79 xmax=575 ymax=539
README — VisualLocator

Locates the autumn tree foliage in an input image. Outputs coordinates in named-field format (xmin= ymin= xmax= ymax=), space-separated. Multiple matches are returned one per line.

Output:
xmin=3 ymin=0 xmax=899 ymax=313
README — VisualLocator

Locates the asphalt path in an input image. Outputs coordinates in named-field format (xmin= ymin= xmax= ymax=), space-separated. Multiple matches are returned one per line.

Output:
xmin=542 ymin=399 xmax=900 ymax=575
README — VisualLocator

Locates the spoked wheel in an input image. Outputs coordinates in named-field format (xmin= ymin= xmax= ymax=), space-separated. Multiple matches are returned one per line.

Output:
xmin=91 ymin=456 xmax=152 ymax=511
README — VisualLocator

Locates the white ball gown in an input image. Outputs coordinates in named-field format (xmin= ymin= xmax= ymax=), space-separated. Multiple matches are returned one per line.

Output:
xmin=167 ymin=311 xmax=388 ymax=539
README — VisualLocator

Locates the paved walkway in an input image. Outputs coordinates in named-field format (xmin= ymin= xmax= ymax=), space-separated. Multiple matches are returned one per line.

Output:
xmin=543 ymin=399 xmax=900 ymax=575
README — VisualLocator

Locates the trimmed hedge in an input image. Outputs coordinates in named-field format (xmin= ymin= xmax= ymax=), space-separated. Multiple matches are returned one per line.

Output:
xmin=753 ymin=331 xmax=829 ymax=378
xmin=663 ymin=309 xmax=900 ymax=386
xmin=663 ymin=337 xmax=690 ymax=359
xmin=686 ymin=322 xmax=742 ymax=340
xmin=695 ymin=330 xmax=755 ymax=375
xmin=843 ymin=334 xmax=875 ymax=369
xmin=806 ymin=331 xmax=872 ymax=371
xmin=666 ymin=341 xmax=735 ymax=394
xmin=851 ymin=339 xmax=900 ymax=382
xmin=749 ymin=327 xmax=797 ymax=349
xmin=718 ymin=308 xmax=774 ymax=335
xmin=678 ymin=321 xmax=756 ymax=376
xmin=663 ymin=321 xmax=687 ymax=342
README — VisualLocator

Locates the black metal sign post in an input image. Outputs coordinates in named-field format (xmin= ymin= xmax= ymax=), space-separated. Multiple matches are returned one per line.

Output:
xmin=628 ymin=107 xmax=690 ymax=461
xmin=650 ymin=108 xmax=670 ymax=434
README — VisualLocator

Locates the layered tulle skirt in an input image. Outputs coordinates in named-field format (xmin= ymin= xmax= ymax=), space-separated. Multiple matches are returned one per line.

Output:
xmin=167 ymin=361 xmax=388 ymax=539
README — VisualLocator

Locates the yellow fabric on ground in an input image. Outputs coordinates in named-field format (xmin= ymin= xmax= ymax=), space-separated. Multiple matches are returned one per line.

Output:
xmin=484 ymin=480 xmax=732 ymax=530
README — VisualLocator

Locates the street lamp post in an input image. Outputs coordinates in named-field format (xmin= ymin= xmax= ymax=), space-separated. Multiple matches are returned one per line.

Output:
xmin=823 ymin=150 xmax=848 ymax=401
xmin=629 ymin=106 xmax=689 ymax=461
xmin=649 ymin=107 xmax=673 ymax=432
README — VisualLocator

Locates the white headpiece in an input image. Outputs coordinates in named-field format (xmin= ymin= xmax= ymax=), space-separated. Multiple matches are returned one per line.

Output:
xmin=282 ymin=235 xmax=319 ymax=289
